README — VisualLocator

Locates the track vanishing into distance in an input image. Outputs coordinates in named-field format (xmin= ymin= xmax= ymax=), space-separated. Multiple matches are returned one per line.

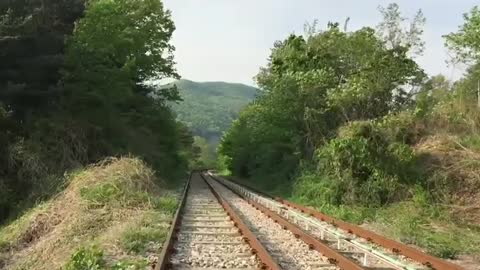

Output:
xmin=155 ymin=172 xmax=463 ymax=270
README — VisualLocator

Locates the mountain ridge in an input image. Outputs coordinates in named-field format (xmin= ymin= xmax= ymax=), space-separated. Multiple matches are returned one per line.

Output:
xmin=169 ymin=79 xmax=257 ymax=144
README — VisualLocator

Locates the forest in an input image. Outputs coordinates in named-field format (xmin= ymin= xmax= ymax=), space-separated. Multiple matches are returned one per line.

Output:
xmin=218 ymin=4 xmax=480 ymax=259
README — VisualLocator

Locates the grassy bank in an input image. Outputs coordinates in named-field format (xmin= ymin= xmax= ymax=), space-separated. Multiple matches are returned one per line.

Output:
xmin=0 ymin=157 xmax=180 ymax=270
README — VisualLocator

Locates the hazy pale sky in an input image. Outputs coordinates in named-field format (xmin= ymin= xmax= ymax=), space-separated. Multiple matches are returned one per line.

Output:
xmin=162 ymin=0 xmax=478 ymax=86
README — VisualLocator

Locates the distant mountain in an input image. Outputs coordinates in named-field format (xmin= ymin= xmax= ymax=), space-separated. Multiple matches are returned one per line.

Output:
xmin=169 ymin=79 xmax=257 ymax=144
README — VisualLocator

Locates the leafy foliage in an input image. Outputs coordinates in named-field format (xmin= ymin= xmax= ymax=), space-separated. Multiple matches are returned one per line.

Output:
xmin=296 ymin=120 xmax=422 ymax=207
xmin=220 ymin=3 xmax=480 ymax=259
xmin=445 ymin=6 xmax=480 ymax=63
xmin=65 ymin=246 xmax=105 ymax=270
xmin=220 ymin=22 xmax=425 ymax=184
xmin=0 ymin=0 xmax=194 ymax=223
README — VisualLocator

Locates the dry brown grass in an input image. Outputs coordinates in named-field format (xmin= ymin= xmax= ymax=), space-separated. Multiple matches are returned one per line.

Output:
xmin=0 ymin=157 xmax=173 ymax=270
xmin=415 ymin=134 xmax=480 ymax=224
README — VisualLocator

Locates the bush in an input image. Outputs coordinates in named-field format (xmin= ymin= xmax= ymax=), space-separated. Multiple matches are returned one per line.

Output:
xmin=294 ymin=120 xmax=422 ymax=207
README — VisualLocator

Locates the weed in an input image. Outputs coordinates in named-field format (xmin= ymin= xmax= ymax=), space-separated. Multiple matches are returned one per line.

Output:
xmin=80 ymin=182 xmax=122 ymax=205
xmin=153 ymin=195 xmax=177 ymax=214
xmin=65 ymin=246 xmax=105 ymax=270
xmin=121 ymin=226 xmax=166 ymax=254
xmin=460 ymin=134 xmax=480 ymax=151
xmin=375 ymin=199 xmax=480 ymax=259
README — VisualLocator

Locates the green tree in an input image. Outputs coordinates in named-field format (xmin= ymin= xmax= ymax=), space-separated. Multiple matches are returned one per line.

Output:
xmin=445 ymin=6 xmax=480 ymax=63
xmin=0 ymin=0 xmax=193 ymax=222
xmin=60 ymin=0 xmax=184 ymax=167
xmin=445 ymin=6 xmax=480 ymax=107
xmin=415 ymin=74 xmax=452 ymax=117
xmin=220 ymin=21 xmax=424 ymax=184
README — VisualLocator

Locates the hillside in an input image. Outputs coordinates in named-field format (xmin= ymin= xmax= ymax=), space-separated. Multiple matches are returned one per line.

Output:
xmin=169 ymin=79 xmax=257 ymax=144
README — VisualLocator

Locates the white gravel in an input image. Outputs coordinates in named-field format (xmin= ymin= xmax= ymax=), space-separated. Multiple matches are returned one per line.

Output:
xmin=206 ymin=177 xmax=339 ymax=270
xmin=170 ymin=174 xmax=259 ymax=268
xmin=214 ymin=175 xmax=427 ymax=270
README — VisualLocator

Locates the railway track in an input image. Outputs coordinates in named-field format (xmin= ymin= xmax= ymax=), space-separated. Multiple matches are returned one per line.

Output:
xmin=156 ymin=172 xmax=462 ymax=270
xmin=156 ymin=172 xmax=279 ymax=270
xmin=207 ymin=172 xmax=463 ymax=270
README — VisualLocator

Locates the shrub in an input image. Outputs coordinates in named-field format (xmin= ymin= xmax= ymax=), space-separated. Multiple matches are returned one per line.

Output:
xmin=294 ymin=120 xmax=422 ymax=207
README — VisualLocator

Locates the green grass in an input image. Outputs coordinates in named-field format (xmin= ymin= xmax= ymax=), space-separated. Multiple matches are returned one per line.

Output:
xmin=65 ymin=246 xmax=149 ymax=270
xmin=79 ymin=182 xmax=152 ymax=208
xmin=292 ymin=191 xmax=480 ymax=259
xmin=375 ymin=200 xmax=480 ymax=259
xmin=80 ymin=182 xmax=124 ymax=206
xmin=111 ymin=258 xmax=149 ymax=270
xmin=0 ymin=158 xmax=178 ymax=269
xmin=120 ymin=210 xmax=171 ymax=255
xmin=0 ymin=202 xmax=51 ymax=252
xmin=460 ymin=134 xmax=480 ymax=151
xmin=65 ymin=246 xmax=105 ymax=270
xmin=153 ymin=194 xmax=178 ymax=214
xmin=121 ymin=226 xmax=167 ymax=254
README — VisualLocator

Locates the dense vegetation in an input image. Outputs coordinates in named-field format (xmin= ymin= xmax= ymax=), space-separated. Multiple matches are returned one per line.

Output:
xmin=219 ymin=4 xmax=480 ymax=259
xmin=0 ymin=0 xmax=193 ymax=224
xmin=168 ymin=79 xmax=257 ymax=144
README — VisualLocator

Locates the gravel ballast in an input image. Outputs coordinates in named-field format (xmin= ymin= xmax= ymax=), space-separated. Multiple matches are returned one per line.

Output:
xmin=206 ymin=176 xmax=338 ymax=270
xmin=170 ymin=174 xmax=258 ymax=268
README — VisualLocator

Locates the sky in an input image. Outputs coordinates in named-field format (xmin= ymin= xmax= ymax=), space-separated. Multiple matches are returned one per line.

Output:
xmin=162 ymin=0 xmax=478 ymax=86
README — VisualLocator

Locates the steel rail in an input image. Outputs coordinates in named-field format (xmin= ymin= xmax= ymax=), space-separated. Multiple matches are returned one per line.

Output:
xmin=155 ymin=172 xmax=192 ymax=270
xmin=278 ymin=199 xmax=462 ymax=270
xmin=205 ymin=173 xmax=366 ymax=270
xmin=210 ymin=173 xmax=463 ymax=270
xmin=199 ymin=173 xmax=281 ymax=270
xmin=213 ymin=174 xmax=417 ymax=270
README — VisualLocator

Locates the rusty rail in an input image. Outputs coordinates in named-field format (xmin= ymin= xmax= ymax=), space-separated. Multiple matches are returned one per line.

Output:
xmin=200 ymin=173 xmax=281 ymax=270
xmin=211 ymin=173 xmax=463 ymax=270
xmin=155 ymin=172 xmax=192 ymax=270
xmin=206 ymin=173 xmax=365 ymax=270
xmin=278 ymin=199 xmax=462 ymax=270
